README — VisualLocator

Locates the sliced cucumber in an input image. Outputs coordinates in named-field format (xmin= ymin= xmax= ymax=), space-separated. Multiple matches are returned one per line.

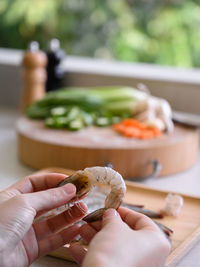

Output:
xmin=81 ymin=111 xmax=94 ymax=126
xmin=66 ymin=107 xmax=81 ymax=121
xmin=111 ymin=116 xmax=122 ymax=124
xmin=68 ymin=119 xmax=84 ymax=131
xmin=95 ymin=117 xmax=111 ymax=127
xmin=45 ymin=117 xmax=54 ymax=128
xmin=50 ymin=107 xmax=68 ymax=117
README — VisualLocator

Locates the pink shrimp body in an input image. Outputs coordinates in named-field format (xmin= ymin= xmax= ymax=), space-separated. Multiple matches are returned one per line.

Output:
xmin=58 ymin=166 xmax=126 ymax=222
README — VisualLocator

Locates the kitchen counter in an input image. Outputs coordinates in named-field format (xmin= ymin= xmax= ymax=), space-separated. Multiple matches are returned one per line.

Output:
xmin=0 ymin=107 xmax=200 ymax=267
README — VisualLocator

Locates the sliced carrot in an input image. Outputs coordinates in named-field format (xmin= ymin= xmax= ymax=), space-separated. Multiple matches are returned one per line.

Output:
xmin=123 ymin=127 xmax=141 ymax=138
xmin=139 ymin=130 xmax=154 ymax=139
xmin=113 ymin=123 xmax=126 ymax=132
xmin=123 ymin=119 xmax=145 ymax=129
xmin=113 ymin=119 xmax=162 ymax=139
xmin=151 ymin=127 xmax=162 ymax=136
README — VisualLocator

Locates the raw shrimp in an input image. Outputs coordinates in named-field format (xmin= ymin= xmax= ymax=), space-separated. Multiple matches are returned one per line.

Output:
xmin=58 ymin=166 xmax=126 ymax=222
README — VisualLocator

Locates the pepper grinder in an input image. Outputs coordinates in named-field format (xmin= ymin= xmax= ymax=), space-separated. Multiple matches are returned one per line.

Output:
xmin=21 ymin=41 xmax=47 ymax=111
xmin=46 ymin=39 xmax=65 ymax=92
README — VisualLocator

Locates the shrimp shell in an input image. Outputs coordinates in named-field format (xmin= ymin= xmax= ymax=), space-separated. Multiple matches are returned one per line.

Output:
xmin=58 ymin=166 xmax=126 ymax=222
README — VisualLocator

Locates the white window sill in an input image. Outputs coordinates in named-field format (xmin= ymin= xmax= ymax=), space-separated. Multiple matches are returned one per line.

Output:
xmin=0 ymin=48 xmax=200 ymax=114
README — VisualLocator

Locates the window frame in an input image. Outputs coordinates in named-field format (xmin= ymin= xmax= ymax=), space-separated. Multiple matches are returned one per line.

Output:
xmin=0 ymin=48 xmax=200 ymax=114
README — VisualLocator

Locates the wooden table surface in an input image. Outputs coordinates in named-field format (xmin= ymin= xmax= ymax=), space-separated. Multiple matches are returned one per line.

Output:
xmin=1 ymin=107 xmax=200 ymax=267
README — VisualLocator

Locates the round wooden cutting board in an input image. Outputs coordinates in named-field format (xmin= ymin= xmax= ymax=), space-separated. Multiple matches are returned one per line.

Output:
xmin=16 ymin=116 xmax=199 ymax=179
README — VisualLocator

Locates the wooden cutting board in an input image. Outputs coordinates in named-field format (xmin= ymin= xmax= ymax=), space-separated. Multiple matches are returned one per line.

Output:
xmin=16 ymin=116 xmax=199 ymax=178
xmin=37 ymin=168 xmax=200 ymax=266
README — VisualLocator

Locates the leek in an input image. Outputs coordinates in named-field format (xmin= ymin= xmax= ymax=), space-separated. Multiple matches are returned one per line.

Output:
xmin=26 ymin=86 xmax=147 ymax=118
xmin=26 ymin=86 xmax=148 ymax=130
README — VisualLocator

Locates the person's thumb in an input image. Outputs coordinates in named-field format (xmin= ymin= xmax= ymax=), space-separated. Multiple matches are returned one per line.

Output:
xmin=102 ymin=208 xmax=121 ymax=227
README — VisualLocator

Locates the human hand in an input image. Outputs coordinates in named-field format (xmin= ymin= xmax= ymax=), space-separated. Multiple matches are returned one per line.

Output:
xmin=0 ymin=173 xmax=87 ymax=267
xmin=70 ymin=207 xmax=171 ymax=267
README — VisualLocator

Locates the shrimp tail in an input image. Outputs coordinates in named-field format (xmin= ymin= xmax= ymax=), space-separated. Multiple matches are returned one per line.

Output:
xmin=83 ymin=208 xmax=107 ymax=222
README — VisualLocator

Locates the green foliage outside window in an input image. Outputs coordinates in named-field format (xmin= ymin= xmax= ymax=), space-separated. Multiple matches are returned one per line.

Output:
xmin=0 ymin=0 xmax=200 ymax=68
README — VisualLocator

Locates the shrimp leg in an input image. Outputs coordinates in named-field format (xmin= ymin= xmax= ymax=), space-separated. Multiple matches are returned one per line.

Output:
xmin=153 ymin=220 xmax=173 ymax=237
xmin=122 ymin=205 xmax=163 ymax=219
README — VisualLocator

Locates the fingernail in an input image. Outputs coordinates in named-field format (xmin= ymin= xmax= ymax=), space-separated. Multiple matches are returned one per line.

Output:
xmin=104 ymin=208 xmax=119 ymax=218
xmin=63 ymin=183 xmax=76 ymax=194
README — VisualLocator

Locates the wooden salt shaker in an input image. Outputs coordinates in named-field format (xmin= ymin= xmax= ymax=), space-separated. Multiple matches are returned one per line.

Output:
xmin=21 ymin=41 xmax=47 ymax=111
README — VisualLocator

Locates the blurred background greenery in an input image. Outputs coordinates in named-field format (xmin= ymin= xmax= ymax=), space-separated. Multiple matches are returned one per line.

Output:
xmin=0 ymin=0 xmax=200 ymax=68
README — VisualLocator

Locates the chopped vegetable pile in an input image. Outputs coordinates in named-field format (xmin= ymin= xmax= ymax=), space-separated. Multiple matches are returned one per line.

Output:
xmin=26 ymin=86 xmax=173 ymax=137
xmin=26 ymin=86 xmax=147 ymax=131
xmin=113 ymin=119 xmax=162 ymax=139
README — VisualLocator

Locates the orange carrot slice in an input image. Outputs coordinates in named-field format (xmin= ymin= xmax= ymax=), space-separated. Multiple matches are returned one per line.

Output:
xmin=113 ymin=119 xmax=162 ymax=139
